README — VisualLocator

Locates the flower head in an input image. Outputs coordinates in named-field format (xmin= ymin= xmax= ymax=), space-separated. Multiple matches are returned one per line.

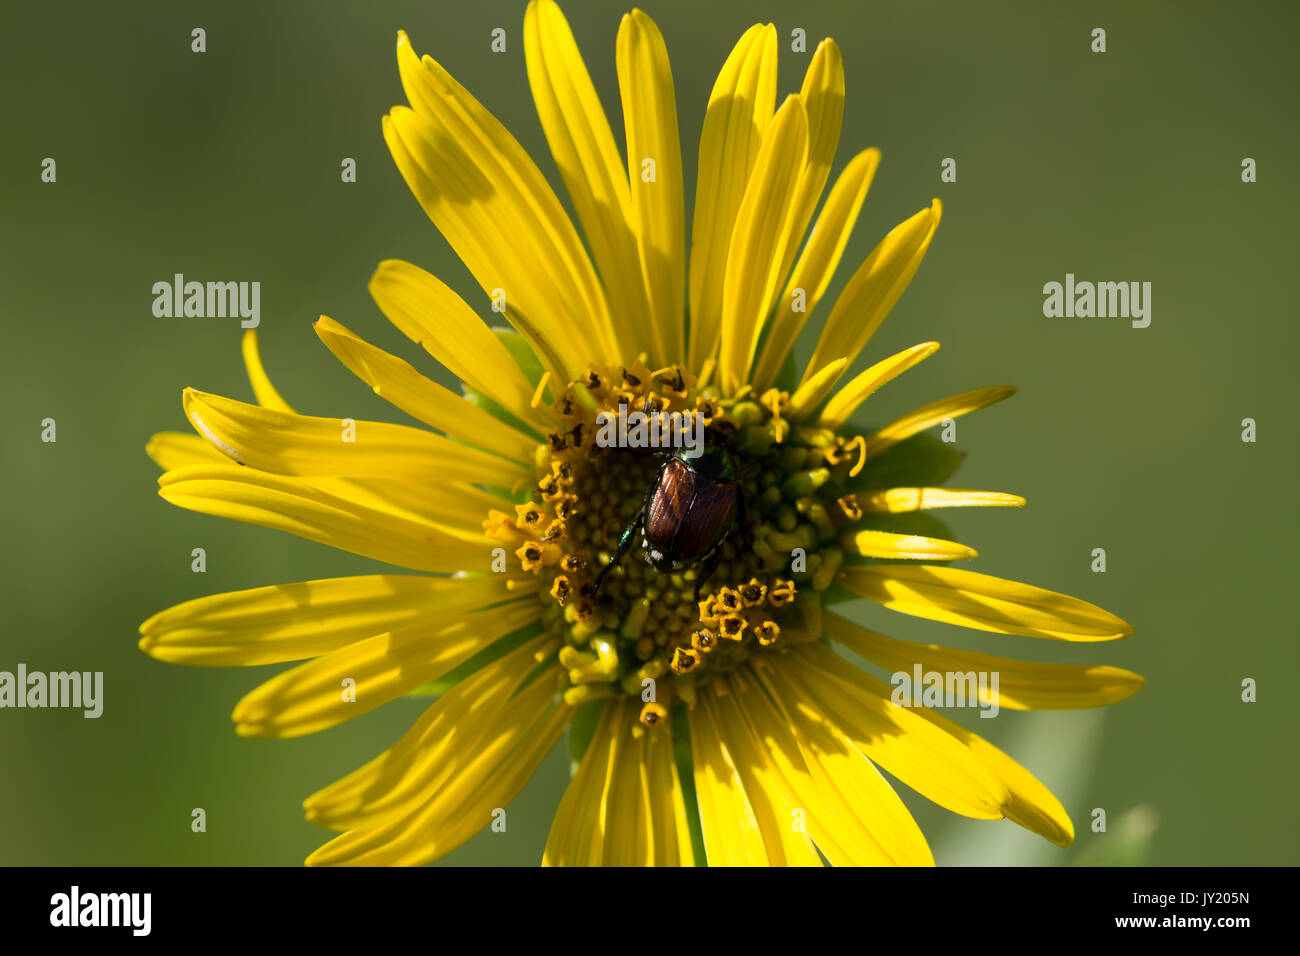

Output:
xmin=141 ymin=0 xmax=1141 ymax=866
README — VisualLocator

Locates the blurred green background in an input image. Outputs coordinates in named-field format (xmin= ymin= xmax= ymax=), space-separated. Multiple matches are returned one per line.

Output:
xmin=2 ymin=0 xmax=1296 ymax=866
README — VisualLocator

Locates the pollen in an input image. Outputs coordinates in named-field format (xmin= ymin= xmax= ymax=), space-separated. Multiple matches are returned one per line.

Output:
xmin=739 ymin=579 xmax=767 ymax=606
xmin=639 ymin=701 xmax=668 ymax=728
xmin=691 ymin=629 xmax=717 ymax=653
xmin=670 ymin=646 xmax=700 ymax=675
xmin=755 ymin=620 xmax=781 ymax=646
xmin=718 ymin=614 xmax=747 ymax=640
xmin=550 ymin=575 xmax=573 ymax=607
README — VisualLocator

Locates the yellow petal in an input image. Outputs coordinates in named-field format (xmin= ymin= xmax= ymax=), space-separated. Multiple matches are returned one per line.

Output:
xmin=787 ymin=357 xmax=849 ymax=421
xmin=703 ymin=688 xmax=823 ymax=866
xmin=796 ymin=642 xmax=1072 ymax=845
xmin=841 ymin=529 xmax=977 ymax=561
xmin=309 ymin=677 xmax=572 ymax=865
xmin=816 ymin=341 xmax=939 ymax=430
xmin=754 ymin=149 xmax=880 ymax=388
xmin=837 ymin=563 xmax=1134 ymax=641
xmin=719 ymin=94 xmax=810 ymax=394
xmin=158 ymin=464 xmax=491 ymax=573
xmin=139 ymin=574 xmax=531 ymax=667
xmin=316 ymin=475 xmax=508 ymax=531
xmin=617 ymin=8 xmax=685 ymax=366
xmin=146 ymin=431 xmax=224 ymax=470
xmin=164 ymin=345 xmax=511 ymax=530
xmin=719 ymin=667 xmax=861 ymax=865
xmin=801 ymin=199 xmax=942 ymax=385
xmin=382 ymin=107 xmax=575 ymax=385
xmin=865 ymin=385 xmax=1016 ymax=458
xmin=305 ymin=637 xmax=560 ymax=829
xmin=687 ymin=23 xmax=777 ymax=370
xmin=392 ymin=31 xmax=619 ymax=368
xmin=228 ymin=327 xmax=517 ymax=524
xmin=313 ymin=315 xmax=539 ymax=463
xmin=688 ymin=689 xmax=770 ymax=865
xmin=183 ymin=388 xmax=530 ymax=486
xmin=747 ymin=661 xmax=934 ymax=865
xmin=786 ymin=38 xmax=846 ymax=259
xmin=826 ymin=645 xmax=1077 ymax=846
xmin=860 ymin=487 xmax=1026 ymax=513
xmin=367 ymin=259 xmax=550 ymax=432
xmin=825 ymin=612 xmax=1145 ymax=710
xmin=544 ymin=697 xmax=623 ymax=866
xmin=603 ymin=720 xmax=654 ymax=866
xmin=753 ymin=39 xmax=846 ymax=387
xmin=525 ymin=0 xmax=643 ymax=362
xmin=645 ymin=713 xmax=695 ymax=866
xmin=231 ymin=600 xmax=539 ymax=738
xmin=788 ymin=643 xmax=1011 ymax=821
xmin=241 ymin=329 xmax=293 ymax=412
xmin=549 ymin=701 xmax=692 ymax=867
xmin=915 ymin=706 xmax=1076 ymax=846
xmin=149 ymin=351 xmax=511 ymax=531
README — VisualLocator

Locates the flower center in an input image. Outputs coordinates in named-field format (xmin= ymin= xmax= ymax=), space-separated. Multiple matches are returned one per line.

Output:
xmin=484 ymin=360 xmax=866 ymax=729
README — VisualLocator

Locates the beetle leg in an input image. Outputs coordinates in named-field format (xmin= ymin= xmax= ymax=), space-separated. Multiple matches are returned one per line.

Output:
xmin=594 ymin=509 xmax=644 ymax=597
xmin=595 ymin=473 xmax=659 ymax=598
xmin=692 ymin=546 xmax=725 ymax=604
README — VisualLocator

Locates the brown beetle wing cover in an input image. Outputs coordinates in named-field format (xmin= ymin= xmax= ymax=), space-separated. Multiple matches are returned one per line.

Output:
xmin=673 ymin=479 xmax=736 ymax=559
xmin=646 ymin=458 xmax=694 ymax=550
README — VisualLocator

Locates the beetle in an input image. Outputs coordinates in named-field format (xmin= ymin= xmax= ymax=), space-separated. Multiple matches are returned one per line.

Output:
xmin=593 ymin=445 xmax=747 ymax=601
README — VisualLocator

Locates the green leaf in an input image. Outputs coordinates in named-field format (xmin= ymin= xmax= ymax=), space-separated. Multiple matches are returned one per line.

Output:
xmin=405 ymin=619 xmax=544 ymax=697
xmin=820 ymin=582 xmax=860 ymax=607
xmin=772 ymin=342 xmax=800 ymax=393
xmin=565 ymin=698 xmax=606 ymax=768
xmin=491 ymin=326 xmax=546 ymax=386
xmin=850 ymin=431 xmax=965 ymax=490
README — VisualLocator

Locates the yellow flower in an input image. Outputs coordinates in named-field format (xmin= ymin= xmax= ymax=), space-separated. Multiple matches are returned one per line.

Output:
xmin=140 ymin=0 xmax=1142 ymax=866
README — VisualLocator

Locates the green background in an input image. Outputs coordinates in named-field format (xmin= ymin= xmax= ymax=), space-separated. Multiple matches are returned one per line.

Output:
xmin=2 ymin=0 xmax=1295 ymax=866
